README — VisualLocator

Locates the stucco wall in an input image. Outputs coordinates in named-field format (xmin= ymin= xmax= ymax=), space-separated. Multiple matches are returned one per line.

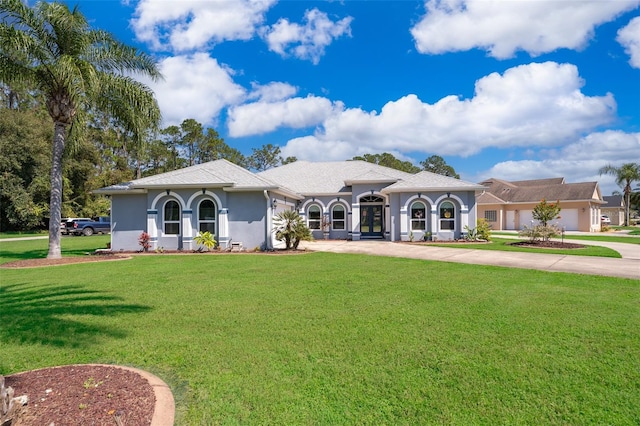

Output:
xmin=478 ymin=201 xmax=601 ymax=232
xmin=110 ymin=193 xmax=148 ymax=251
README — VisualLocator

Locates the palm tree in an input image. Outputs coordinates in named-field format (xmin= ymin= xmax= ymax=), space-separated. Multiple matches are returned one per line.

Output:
xmin=599 ymin=163 xmax=640 ymax=226
xmin=273 ymin=210 xmax=313 ymax=250
xmin=0 ymin=0 xmax=162 ymax=258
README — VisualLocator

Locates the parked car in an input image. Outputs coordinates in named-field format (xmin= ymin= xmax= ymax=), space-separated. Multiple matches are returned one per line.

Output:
xmin=70 ymin=217 xmax=111 ymax=236
xmin=61 ymin=217 xmax=91 ymax=235
xmin=600 ymin=215 xmax=611 ymax=225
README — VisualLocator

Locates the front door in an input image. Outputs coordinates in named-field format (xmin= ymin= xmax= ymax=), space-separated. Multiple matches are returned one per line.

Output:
xmin=360 ymin=205 xmax=384 ymax=237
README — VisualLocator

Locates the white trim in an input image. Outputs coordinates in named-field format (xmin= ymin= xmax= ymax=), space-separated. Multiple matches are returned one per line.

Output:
xmin=151 ymin=191 xmax=186 ymax=210
xmin=186 ymin=190 xmax=222 ymax=210
xmin=162 ymin=199 xmax=181 ymax=236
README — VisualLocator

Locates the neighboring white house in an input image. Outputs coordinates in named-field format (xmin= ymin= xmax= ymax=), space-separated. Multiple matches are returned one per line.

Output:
xmin=96 ymin=159 xmax=485 ymax=251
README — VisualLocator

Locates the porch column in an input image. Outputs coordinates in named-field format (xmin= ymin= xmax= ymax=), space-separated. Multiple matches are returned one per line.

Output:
xmin=384 ymin=203 xmax=391 ymax=240
xmin=460 ymin=206 xmax=469 ymax=238
xmin=351 ymin=202 xmax=361 ymax=240
xmin=218 ymin=208 xmax=230 ymax=248
xmin=146 ymin=209 xmax=158 ymax=249
xmin=182 ymin=209 xmax=193 ymax=250
xmin=399 ymin=205 xmax=408 ymax=241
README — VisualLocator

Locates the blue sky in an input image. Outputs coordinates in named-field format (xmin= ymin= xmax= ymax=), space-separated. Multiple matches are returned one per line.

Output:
xmin=64 ymin=0 xmax=639 ymax=194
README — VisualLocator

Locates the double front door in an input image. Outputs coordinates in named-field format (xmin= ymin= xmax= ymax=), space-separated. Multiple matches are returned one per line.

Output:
xmin=360 ymin=205 xmax=383 ymax=237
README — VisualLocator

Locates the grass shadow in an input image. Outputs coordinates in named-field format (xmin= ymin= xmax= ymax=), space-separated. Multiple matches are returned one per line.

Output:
xmin=0 ymin=283 xmax=152 ymax=347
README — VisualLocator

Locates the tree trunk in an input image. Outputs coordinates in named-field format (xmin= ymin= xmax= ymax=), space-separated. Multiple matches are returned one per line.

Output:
xmin=47 ymin=122 xmax=67 ymax=259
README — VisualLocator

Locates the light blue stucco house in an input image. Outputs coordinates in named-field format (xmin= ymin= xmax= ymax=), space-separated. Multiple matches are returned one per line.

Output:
xmin=96 ymin=159 xmax=485 ymax=251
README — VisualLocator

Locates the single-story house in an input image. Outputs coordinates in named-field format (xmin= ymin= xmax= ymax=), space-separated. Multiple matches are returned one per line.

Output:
xmin=476 ymin=177 xmax=605 ymax=232
xmin=96 ymin=159 xmax=485 ymax=251
xmin=601 ymin=195 xmax=625 ymax=226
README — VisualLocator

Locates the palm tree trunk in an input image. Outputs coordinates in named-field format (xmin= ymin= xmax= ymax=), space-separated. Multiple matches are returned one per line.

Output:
xmin=47 ymin=122 xmax=67 ymax=259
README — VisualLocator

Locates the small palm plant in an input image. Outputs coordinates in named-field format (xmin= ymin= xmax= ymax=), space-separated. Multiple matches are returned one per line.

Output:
xmin=194 ymin=231 xmax=217 ymax=252
xmin=273 ymin=210 xmax=313 ymax=250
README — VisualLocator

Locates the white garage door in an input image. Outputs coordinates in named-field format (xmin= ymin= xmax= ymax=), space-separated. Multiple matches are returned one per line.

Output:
xmin=559 ymin=209 xmax=579 ymax=231
xmin=519 ymin=210 xmax=534 ymax=229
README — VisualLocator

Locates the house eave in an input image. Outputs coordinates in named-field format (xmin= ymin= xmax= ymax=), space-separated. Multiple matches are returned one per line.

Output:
xmin=382 ymin=185 xmax=485 ymax=194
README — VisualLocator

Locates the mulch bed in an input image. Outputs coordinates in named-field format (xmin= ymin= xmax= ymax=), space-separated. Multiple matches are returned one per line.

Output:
xmin=508 ymin=240 xmax=586 ymax=249
xmin=4 ymin=365 xmax=154 ymax=426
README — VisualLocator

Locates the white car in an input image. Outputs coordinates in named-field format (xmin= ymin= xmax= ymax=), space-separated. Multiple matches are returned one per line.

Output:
xmin=600 ymin=215 xmax=611 ymax=225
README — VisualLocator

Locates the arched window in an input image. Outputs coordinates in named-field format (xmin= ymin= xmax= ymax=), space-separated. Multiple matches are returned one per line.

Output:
xmin=198 ymin=199 xmax=216 ymax=234
xmin=410 ymin=201 xmax=426 ymax=230
xmin=439 ymin=201 xmax=455 ymax=230
xmin=308 ymin=205 xmax=321 ymax=230
xmin=332 ymin=204 xmax=346 ymax=230
xmin=164 ymin=200 xmax=180 ymax=234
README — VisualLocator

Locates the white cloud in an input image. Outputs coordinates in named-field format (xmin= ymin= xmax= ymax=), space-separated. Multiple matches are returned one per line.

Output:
xmin=261 ymin=8 xmax=353 ymax=64
xmin=139 ymin=53 xmax=245 ymax=127
xmin=411 ymin=0 xmax=640 ymax=58
xmin=227 ymin=96 xmax=339 ymax=137
xmin=476 ymin=131 xmax=640 ymax=195
xmin=617 ymin=16 xmax=640 ymax=68
xmin=131 ymin=0 xmax=276 ymax=51
xmin=280 ymin=62 xmax=616 ymax=160
xmin=247 ymin=81 xmax=298 ymax=102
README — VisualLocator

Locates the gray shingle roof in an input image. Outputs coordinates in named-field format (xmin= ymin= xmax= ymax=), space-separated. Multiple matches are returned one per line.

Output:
xmin=96 ymin=159 xmax=287 ymax=194
xmin=257 ymin=160 xmax=413 ymax=195
xmin=603 ymin=195 xmax=624 ymax=207
xmin=383 ymin=171 xmax=485 ymax=193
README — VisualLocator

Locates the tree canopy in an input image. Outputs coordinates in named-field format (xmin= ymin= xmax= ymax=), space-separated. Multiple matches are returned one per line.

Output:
xmin=599 ymin=162 xmax=640 ymax=225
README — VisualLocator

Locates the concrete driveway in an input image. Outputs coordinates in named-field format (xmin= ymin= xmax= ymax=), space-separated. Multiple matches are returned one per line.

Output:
xmin=300 ymin=240 xmax=640 ymax=280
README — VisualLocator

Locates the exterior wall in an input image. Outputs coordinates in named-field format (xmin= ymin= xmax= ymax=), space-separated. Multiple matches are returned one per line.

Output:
xmin=478 ymin=201 xmax=601 ymax=232
xmin=299 ymin=195 xmax=351 ymax=241
xmin=394 ymin=191 xmax=477 ymax=242
xmin=110 ymin=194 xmax=148 ymax=251
xmin=111 ymin=188 xmax=270 ymax=251
xmin=227 ymin=192 xmax=269 ymax=250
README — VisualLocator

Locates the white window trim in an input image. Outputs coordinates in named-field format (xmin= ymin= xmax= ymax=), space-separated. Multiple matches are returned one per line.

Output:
xmin=439 ymin=201 xmax=455 ymax=231
xmin=198 ymin=199 xmax=217 ymax=234
xmin=308 ymin=204 xmax=322 ymax=230
xmin=332 ymin=204 xmax=346 ymax=230
xmin=410 ymin=201 xmax=427 ymax=231
xmin=163 ymin=200 xmax=180 ymax=235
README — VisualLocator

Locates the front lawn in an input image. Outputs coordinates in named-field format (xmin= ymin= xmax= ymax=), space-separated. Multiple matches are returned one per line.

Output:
xmin=1 ymin=238 xmax=639 ymax=424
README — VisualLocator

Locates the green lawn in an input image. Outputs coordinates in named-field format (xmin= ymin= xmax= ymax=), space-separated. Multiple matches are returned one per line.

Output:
xmin=428 ymin=237 xmax=622 ymax=257
xmin=493 ymin=231 xmax=640 ymax=245
xmin=0 ymin=230 xmax=48 ymax=239
xmin=1 ymin=238 xmax=639 ymax=424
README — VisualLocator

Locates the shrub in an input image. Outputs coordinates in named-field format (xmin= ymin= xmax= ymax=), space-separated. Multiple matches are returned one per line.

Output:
xmin=273 ymin=210 xmax=313 ymax=250
xmin=533 ymin=199 xmax=561 ymax=227
xmin=519 ymin=224 xmax=562 ymax=242
xmin=194 ymin=231 xmax=217 ymax=251
xmin=138 ymin=232 xmax=151 ymax=252
xmin=464 ymin=218 xmax=492 ymax=241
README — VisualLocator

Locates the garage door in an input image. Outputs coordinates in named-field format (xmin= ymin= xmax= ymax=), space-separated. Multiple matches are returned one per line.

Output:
xmin=559 ymin=209 xmax=578 ymax=231
xmin=519 ymin=210 xmax=534 ymax=229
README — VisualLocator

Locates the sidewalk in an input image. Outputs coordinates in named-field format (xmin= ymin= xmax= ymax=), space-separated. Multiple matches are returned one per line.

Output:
xmin=300 ymin=240 xmax=640 ymax=280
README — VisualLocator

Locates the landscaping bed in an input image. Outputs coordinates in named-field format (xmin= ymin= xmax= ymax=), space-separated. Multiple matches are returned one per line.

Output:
xmin=4 ymin=365 xmax=154 ymax=425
